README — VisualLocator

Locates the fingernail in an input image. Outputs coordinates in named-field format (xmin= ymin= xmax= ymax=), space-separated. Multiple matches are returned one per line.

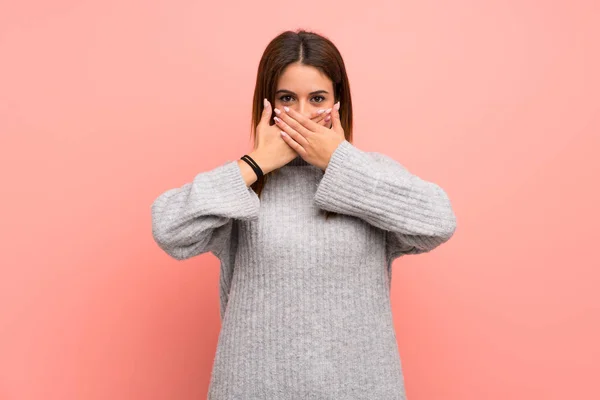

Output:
xmin=274 ymin=116 xmax=280 ymax=122
xmin=317 ymin=109 xmax=326 ymax=114
xmin=326 ymin=108 xmax=332 ymax=114
xmin=325 ymin=115 xmax=331 ymax=122
xmin=283 ymin=106 xmax=290 ymax=112
xmin=334 ymin=102 xmax=340 ymax=111
xmin=274 ymin=108 xmax=281 ymax=115
xmin=264 ymin=98 xmax=269 ymax=108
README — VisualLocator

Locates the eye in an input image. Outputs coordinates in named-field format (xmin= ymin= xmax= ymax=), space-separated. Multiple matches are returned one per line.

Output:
xmin=278 ymin=95 xmax=327 ymax=103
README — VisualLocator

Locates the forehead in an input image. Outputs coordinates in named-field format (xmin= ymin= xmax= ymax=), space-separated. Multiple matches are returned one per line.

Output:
xmin=277 ymin=63 xmax=333 ymax=92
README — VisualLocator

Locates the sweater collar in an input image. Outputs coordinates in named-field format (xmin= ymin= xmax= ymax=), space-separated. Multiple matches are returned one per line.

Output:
xmin=285 ymin=155 xmax=312 ymax=167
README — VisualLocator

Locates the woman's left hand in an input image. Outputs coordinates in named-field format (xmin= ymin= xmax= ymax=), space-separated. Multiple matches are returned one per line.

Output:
xmin=273 ymin=101 xmax=345 ymax=171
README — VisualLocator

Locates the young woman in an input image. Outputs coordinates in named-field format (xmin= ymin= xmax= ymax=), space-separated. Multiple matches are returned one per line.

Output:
xmin=151 ymin=29 xmax=457 ymax=400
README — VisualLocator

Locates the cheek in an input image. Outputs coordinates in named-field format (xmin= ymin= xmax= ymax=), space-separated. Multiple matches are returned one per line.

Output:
xmin=318 ymin=101 xmax=334 ymax=111
xmin=271 ymin=99 xmax=285 ymax=110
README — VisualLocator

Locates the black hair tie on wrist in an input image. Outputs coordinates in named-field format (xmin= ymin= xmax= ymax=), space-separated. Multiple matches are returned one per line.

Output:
xmin=240 ymin=154 xmax=263 ymax=179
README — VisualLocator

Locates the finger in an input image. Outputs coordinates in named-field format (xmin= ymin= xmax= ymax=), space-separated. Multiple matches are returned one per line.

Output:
xmin=310 ymin=111 xmax=325 ymax=123
xmin=330 ymin=101 xmax=341 ymax=131
xmin=281 ymin=106 xmax=323 ymax=136
xmin=310 ymin=108 xmax=332 ymax=124
xmin=280 ymin=130 xmax=307 ymax=157
xmin=323 ymin=112 xmax=332 ymax=127
xmin=274 ymin=115 xmax=310 ymax=147
xmin=259 ymin=98 xmax=272 ymax=126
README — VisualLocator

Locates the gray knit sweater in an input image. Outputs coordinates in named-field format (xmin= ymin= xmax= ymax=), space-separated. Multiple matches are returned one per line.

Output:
xmin=151 ymin=140 xmax=457 ymax=399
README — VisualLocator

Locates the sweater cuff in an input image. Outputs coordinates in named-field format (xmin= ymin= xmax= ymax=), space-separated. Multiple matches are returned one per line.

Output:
xmin=206 ymin=160 xmax=261 ymax=220
xmin=313 ymin=140 xmax=378 ymax=214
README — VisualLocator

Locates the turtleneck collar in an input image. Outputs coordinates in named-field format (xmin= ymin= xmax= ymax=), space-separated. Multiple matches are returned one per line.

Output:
xmin=284 ymin=155 xmax=312 ymax=167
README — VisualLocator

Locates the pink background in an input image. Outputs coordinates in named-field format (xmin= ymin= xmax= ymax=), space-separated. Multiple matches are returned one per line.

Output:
xmin=1 ymin=1 xmax=599 ymax=399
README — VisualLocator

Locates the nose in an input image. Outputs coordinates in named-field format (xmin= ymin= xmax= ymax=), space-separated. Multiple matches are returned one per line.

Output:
xmin=297 ymin=101 xmax=312 ymax=118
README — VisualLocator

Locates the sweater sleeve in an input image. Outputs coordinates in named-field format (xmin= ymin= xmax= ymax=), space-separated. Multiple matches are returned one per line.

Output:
xmin=313 ymin=140 xmax=457 ymax=263
xmin=151 ymin=160 xmax=260 ymax=261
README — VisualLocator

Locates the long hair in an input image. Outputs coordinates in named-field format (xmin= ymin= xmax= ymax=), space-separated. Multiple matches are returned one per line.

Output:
xmin=249 ymin=29 xmax=354 ymax=220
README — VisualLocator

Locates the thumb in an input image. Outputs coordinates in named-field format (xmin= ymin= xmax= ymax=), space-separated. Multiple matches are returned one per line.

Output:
xmin=260 ymin=98 xmax=272 ymax=126
xmin=331 ymin=101 xmax=342 ymax=132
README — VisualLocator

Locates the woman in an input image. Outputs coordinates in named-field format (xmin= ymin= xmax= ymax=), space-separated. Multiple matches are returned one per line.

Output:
xmin=151 ymin=29 xmax=457 ymax=399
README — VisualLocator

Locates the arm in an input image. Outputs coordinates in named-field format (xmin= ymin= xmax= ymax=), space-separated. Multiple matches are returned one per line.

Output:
xmin=151 ymin=160 xmax=260 ymax=261
xmin=313 ymin=140 xmax=457 ymax=263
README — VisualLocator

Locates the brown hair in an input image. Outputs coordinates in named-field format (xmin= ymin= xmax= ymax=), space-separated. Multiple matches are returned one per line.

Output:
xmin=249 ymin=29 xmax=354 ymax=220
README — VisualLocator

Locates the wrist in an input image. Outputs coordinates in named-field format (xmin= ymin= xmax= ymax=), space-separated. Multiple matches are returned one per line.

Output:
xmin=247 ymin=150 xmax=275 ymax=175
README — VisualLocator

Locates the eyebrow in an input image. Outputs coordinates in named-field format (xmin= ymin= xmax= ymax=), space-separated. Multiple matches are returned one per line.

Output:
xmin=275 ymin=89 xmax=329 ymax=95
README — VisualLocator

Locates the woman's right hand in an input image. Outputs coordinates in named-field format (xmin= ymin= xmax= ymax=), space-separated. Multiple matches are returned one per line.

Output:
xmin=253 ymin=99 xmax=331 ymax=172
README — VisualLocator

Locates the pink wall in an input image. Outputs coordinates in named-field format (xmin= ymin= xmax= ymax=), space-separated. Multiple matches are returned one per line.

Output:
xmin=1 ymin=1 xmax=598 ymax=399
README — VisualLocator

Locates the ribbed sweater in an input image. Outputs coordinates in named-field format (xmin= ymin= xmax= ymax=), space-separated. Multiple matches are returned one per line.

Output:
xmin=151 ymin=140 xmax=457 ymax=399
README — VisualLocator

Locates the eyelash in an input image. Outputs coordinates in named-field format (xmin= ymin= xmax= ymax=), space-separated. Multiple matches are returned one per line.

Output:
xmin=278 ymin=95 xmax=326 ymax=103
